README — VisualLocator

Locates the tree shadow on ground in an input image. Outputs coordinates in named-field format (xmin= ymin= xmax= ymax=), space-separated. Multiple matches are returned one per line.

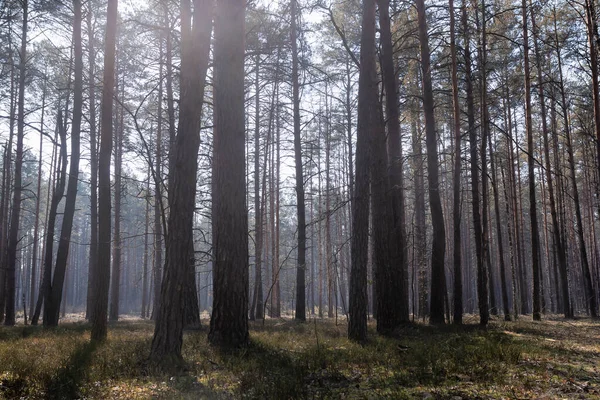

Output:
xmin=45 ymin=340 xmax=97 ymax=399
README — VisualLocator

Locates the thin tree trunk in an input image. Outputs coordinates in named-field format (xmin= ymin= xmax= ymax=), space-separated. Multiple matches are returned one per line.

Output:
xmin=29 ymin=72 xmax=46 ymax=319
xmin=449 ymin=0 xmax=463 ymax=325
xmin=141 ymin=174 xmax=150 ymax=318
xmin=36 ymin=113 xmax=67 ymax=326
xmin=552 ymin=8 xmax=574 ymax=317
xmin=109 ymin=75 xmax=124 ymax=322
xmin=44 ymin=0 xmax=83 ymax=326
xmin=86 ymin=0 xmax=98 ymax=321
xmin=522 ymin=0 xmax=542 ymax=321
xmin=250 ymin=55 xmax=263 ymax=321
xmin=5 ymin=0 xmax=28 ymax=326
xmin=290 ymin=0 xmax=307 ymax=322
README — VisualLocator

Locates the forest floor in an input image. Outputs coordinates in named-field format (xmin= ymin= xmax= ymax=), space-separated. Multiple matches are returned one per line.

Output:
xmin=0 ymin=315 xmax=598 ymax=399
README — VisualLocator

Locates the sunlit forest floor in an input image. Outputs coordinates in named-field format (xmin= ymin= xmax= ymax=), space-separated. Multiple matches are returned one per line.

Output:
xmin=0 ymin=314 xmax=598 ymax=399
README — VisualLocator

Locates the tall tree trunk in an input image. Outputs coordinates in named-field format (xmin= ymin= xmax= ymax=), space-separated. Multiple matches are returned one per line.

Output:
xmin=29 ymin=72 xmax=47 ymax=319
xmin=552 ymin=8 xmax=573 ymax=317
xmin=417 ymin=0 xmax=446 ymax=325
xmin=250 ymin=55 xmax=263 ymax=321
xmin=152 ymin=27 xmax=164 ymax=321
xmin=44 ymin=0 xmax=83 ymax=326
xmin=91 ymin=0 xmax=118 ymax=342
xmin=377 ymin=0 xmax=409 ymax=326
xmin=151 ymin=0 xmax=212 ymax=363
xmin=208 ymin=0 xmax=248 ymax=348
xmin=5 ymin=0 xmax=28 ymax=326
xmin=522 ymin=0 xmax=542 ymax=321
xmin=583 ymin=0 xmax=600 ymax=318
xmin=86 ymin=0 xmax=98 ymax=321
xmin=529 ymin=0 xmax=568 ymax=321
xmin=141 ymin=175 xmax=150 ymax=318
xmin=290 ymin=0 xmax=307 ymax=322
xmin=348 ymin=0 xmax=374 ymax=342
xmin=488 ymin=133 xmax=511 ymax=320
xmin=0 ymin=35 xmax=16 ymax=324
xmin=478 ymin=0 xmax=492 ymax=323
xmin=449 ymin=0 xmax=463 ymax=325
xmin=109 ymin=75 xmax=124 ymax=322
xmin=36 ymin=114 xmax=67 ymax=326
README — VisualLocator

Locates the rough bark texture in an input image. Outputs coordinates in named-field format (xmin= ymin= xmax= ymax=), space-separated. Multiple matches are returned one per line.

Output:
xmin=417 ymin=0 xmax=446 ymax=325
xmin=86 ymin=2 xmax=98 ymax=321
xmin=348 ymin=0 xmax=374 ymax=342
xmin=44 ymin=0 xmax=83 ymax=326
xmin=522 ymin=0 xmax=542 ymax=321
xmin=291 ymin=0 xmax=307 ymax=322
xmin=150 ymin=0 xmax=212 ymax=364
xmin=29 ymin=74 xmax=46 ymax=319
xmin=110 ymin=88 xmax=123 ymax=322
xmin=449 ymin=0 xmax=463 ymax=325
xmin=584 ymin=0 xmax=599 ymax=318
xmin=552 ymin=12 xmax=573 ymax=318
xmin=376 ymin=0 xmax=409 ymax=329
xmin=208 ymin=0 xmax=249 ymax=348
xmin=91 ymin=0 xmax=118 ymax=342
xmin=35 ymin=114 xmax=67 ymax=326
xmin=250 ymin=56 xmax=264 ymax=321
xmin=5 ymin=0 xmax=28 ymax=326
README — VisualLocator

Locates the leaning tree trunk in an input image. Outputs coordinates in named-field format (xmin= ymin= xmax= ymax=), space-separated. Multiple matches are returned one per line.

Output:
xmin=34 ymin=113 xmax=67 ymax=326
xmin=44 ymin=0 xmax=83 ymax=326
xmin=208 ymin=0 xmax=249 ymax=348
xmin=151 ymin=0 xmax=212 ymax=364
xmin=417 ymin=0 xmax=446 ymax=325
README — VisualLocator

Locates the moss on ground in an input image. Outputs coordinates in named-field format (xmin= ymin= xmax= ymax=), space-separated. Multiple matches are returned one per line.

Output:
xmin=0 ymin=316 xmax=598 ymax=399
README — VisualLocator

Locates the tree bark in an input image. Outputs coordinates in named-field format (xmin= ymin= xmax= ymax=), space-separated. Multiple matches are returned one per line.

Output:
xmin=449 ymin=0 xmax=463 ymax=325
xmin=377 ymin=0 xmax=409 ymax=327
xmin=151 ymin=0 xmax=212 ymax=363
xmin=91 ymin=0 xmax=118 ymax=342
xmin=417 ymin=0 xmax=446 ymax=325
xmin=86 ymin=0 xmax=98 ymax=321
xmin=109 ymin=75 xmax=124 ymax=322
xmin=522 ymin=0 xmax=542 ymax=321
xmin=5 ymin=0 xmax=28 ymax=326
xmin=44 ymin=0 xmax=83 ymax=326
xmin=290 ymin=0 xmax=307 ymax=322
xmin=552 ymin=8 xmax=574 ymax=318
xmin=348 ymin=0 xmax=375 ymax=342
xmin=250 ymin=55 xmax=264 ymax=321
xmin=208 ymin=0 xmax=249 ymax=348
